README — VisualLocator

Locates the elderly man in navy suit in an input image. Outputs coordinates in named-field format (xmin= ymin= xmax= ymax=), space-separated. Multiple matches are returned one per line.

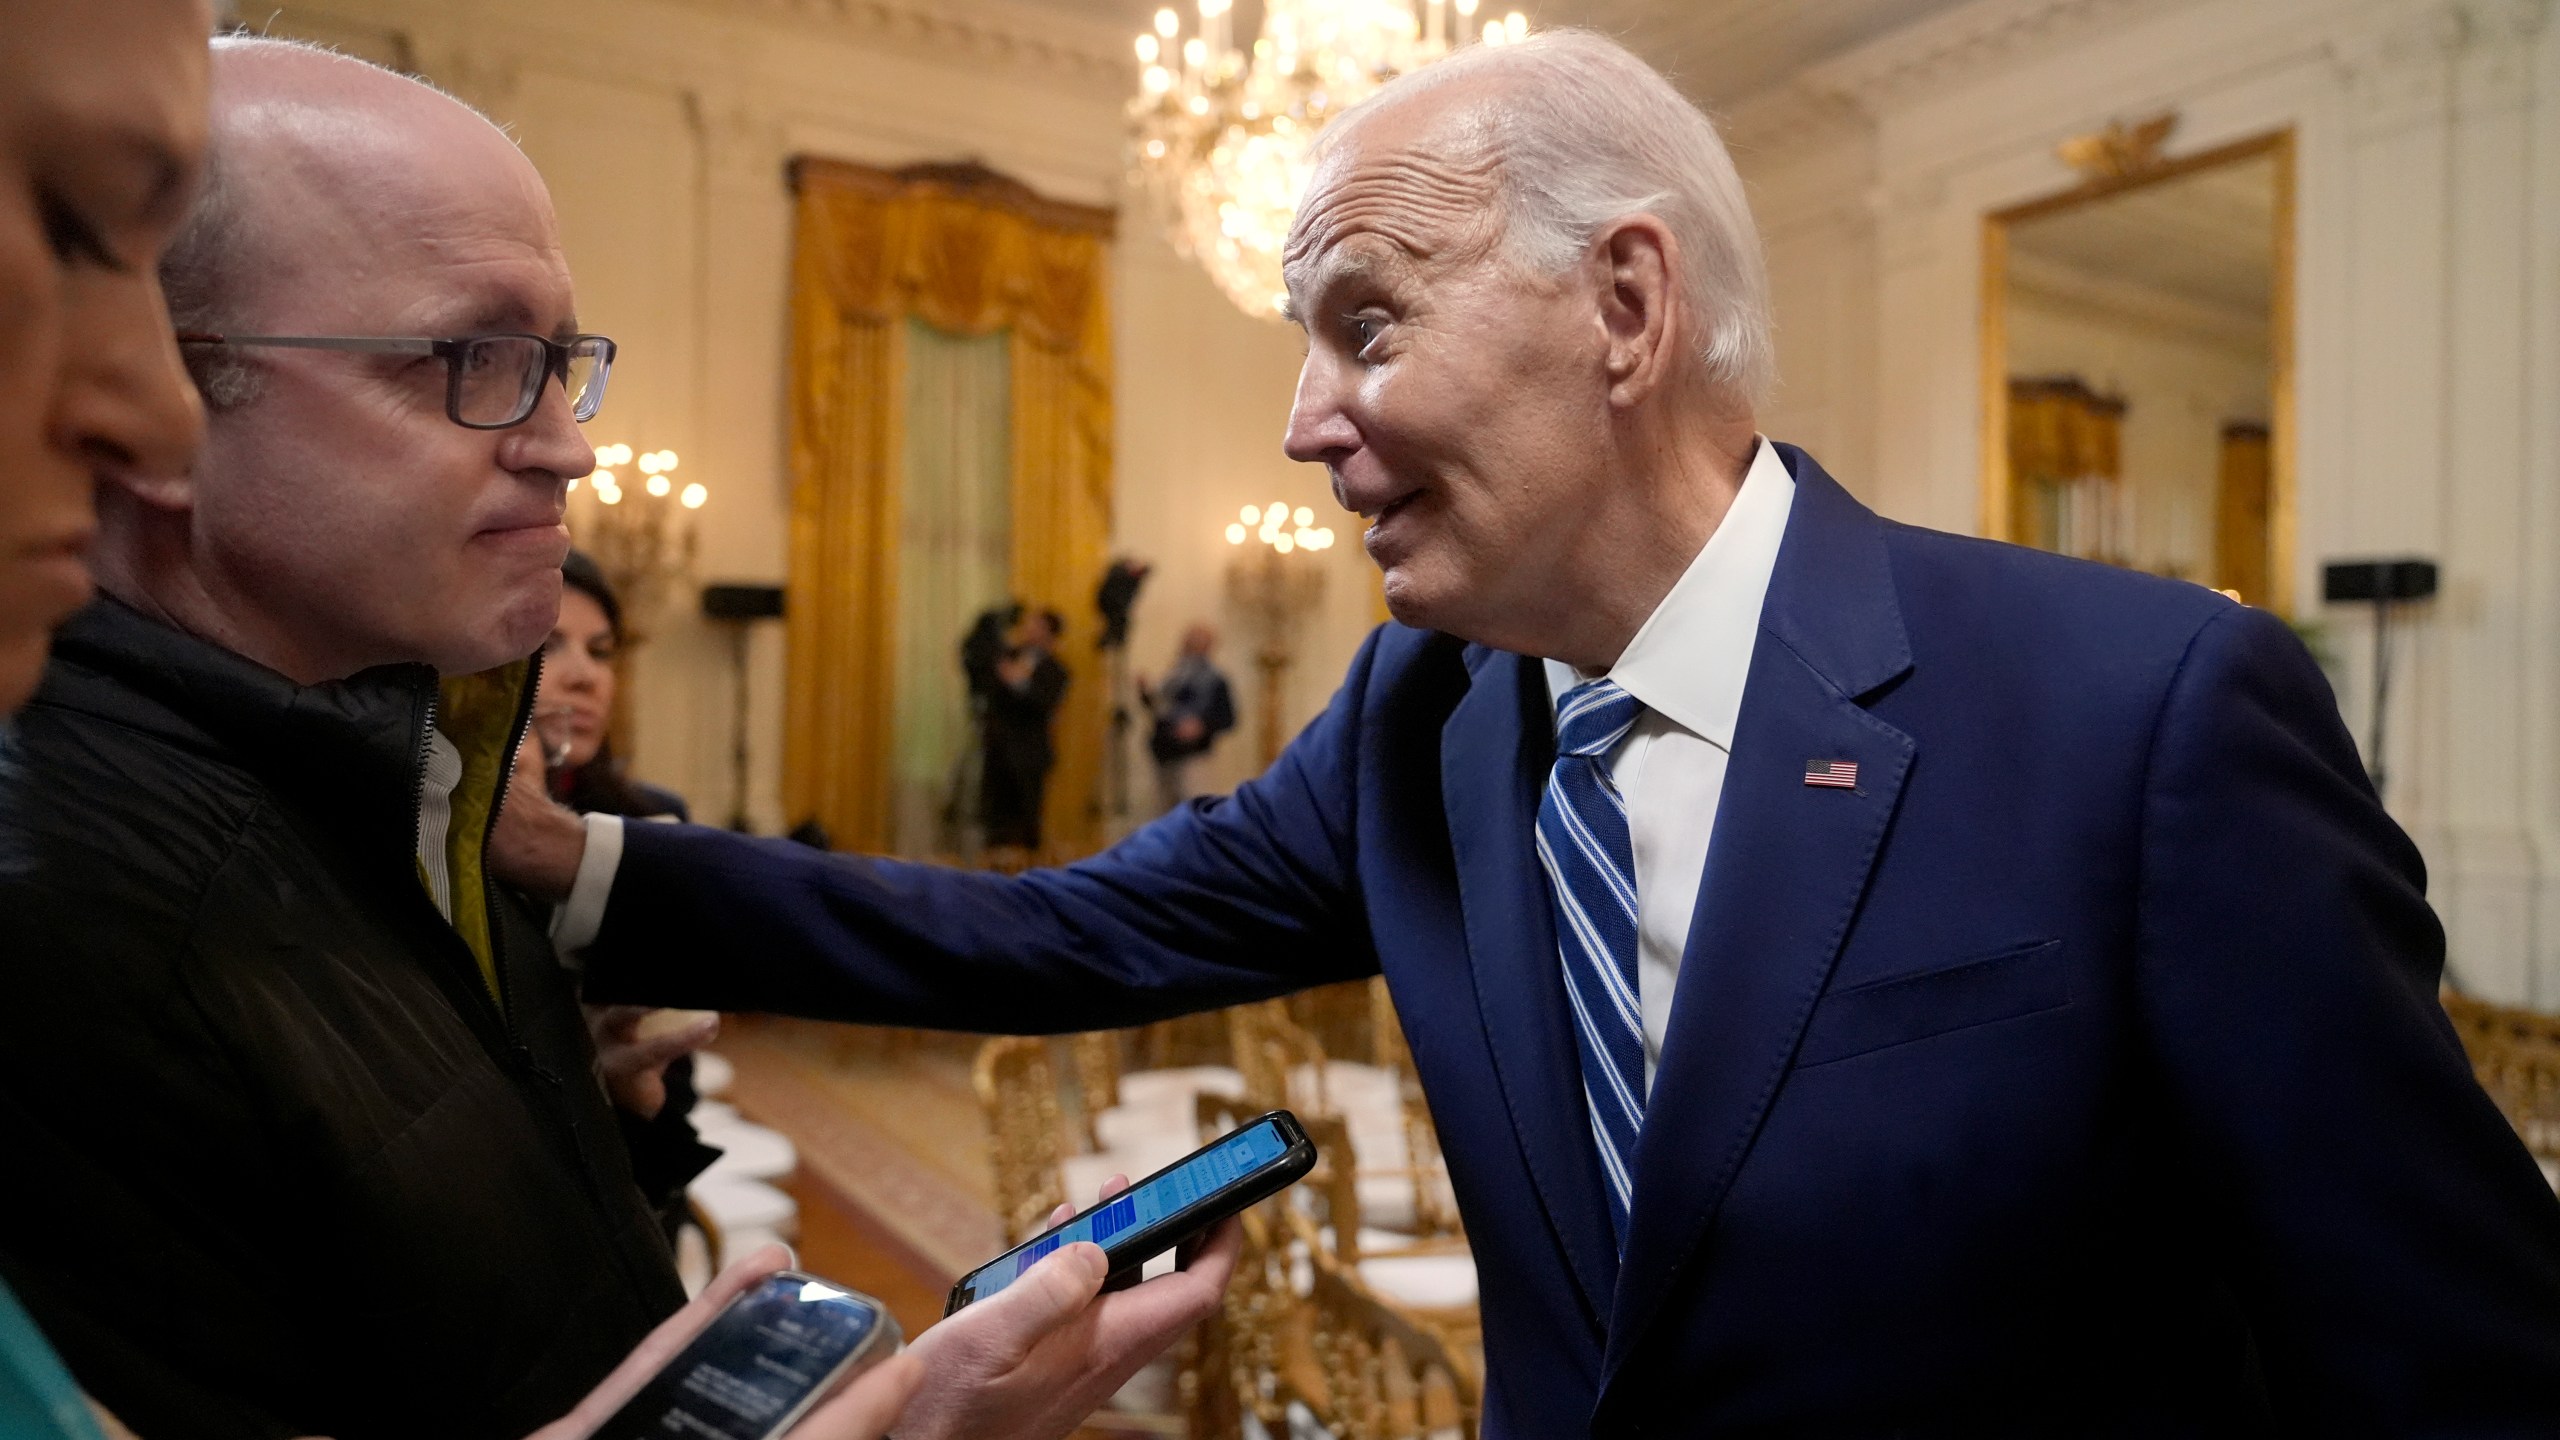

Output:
xmin=500 ymin=28 xmax=2560 ymax=1437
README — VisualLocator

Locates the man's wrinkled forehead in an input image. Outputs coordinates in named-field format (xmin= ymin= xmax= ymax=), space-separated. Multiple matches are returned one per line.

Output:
xmin=1281 ymin=103 xmax=1503 ymax=319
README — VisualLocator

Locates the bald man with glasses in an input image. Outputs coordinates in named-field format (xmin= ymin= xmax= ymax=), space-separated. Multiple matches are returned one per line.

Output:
xmin=0 ymin=36 xmax=1229 ymax=1440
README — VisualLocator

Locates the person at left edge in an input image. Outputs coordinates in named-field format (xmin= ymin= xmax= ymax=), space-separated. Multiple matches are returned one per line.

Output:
xmin=0 ymin=33 xmax=1232 ymax=1440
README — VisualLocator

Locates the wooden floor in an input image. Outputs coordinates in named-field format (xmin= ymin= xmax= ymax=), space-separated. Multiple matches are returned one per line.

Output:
xmin=724 ymin=1018 xmax=1178 ymax=1439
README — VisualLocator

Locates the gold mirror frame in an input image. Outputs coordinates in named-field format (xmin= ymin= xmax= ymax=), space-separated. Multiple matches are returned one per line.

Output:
xmin=1978 ymin=128 xmax=2296 ymax=614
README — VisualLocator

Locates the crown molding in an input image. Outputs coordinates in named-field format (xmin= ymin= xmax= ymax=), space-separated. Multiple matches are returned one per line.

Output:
xmin=660 ymin=0 xmax=1132 ymax=94
xmin=1798 ymin=0 xmax=2205 ymax=116
xmin=1720 ymin=83 xmax=1870 ymax=158
xmin=1713 ymin=0 xmax=2205 ymax=160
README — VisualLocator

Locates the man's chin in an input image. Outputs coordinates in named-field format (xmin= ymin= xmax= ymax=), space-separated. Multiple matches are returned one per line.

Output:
xmin=1379 ymin=565 xmax=1456 ymax=635
xmin=429 ymin=587 xmax=566 ymax=676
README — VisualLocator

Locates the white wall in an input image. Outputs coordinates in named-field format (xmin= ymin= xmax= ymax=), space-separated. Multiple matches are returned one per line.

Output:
xmin=261 ymin=0 xmax=1377 ymax=836
xmin=1729 ymin=0 xmax=2560 ymax=1004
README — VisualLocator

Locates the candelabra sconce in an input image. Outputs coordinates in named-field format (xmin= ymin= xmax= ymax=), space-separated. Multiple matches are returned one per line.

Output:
xmin=567 ymin=442 xmax=709 ymax=646
xmin=1224 ymin=501 xmax=1335 ymax=768
xmin=567 ymin=443 xmax=710 ymax=754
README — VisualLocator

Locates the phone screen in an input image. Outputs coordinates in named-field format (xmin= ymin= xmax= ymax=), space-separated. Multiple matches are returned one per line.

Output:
xmin=963 ymin=1116 xmax=1292 ymax=1304
xmin=594 ymin=1273 xmax=889 ymax=1440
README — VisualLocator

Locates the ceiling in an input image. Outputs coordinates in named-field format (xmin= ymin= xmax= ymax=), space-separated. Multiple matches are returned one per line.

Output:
xmin=1009 ymin=0 xmax=1982 ymax=109
xmin=2009 ymin=153 xmax=2279 ymax=318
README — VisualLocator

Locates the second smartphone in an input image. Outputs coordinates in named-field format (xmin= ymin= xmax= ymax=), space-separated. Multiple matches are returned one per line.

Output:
xmin=945 ymin=1109 xmax=1315 ymax=1314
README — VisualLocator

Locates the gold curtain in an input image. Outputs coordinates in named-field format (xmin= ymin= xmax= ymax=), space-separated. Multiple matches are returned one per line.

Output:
xmin=2212 ymin=422 xmax=2272 ymax=605
xmin=784 ymin=159 xmax=1115 ymax=857
xmin=2007 ymin=378 xmax=2124 ymax=488
xmin=2007 ymin=377 xmax=2127 ymax=562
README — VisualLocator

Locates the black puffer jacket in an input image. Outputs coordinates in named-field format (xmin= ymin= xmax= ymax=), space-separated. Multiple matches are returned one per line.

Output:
xmin=0 ymin=599 xmax=685 ymax=1439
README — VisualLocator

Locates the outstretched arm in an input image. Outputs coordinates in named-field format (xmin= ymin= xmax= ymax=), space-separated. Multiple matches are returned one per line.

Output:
xmin=514 ymin=629 xmax=1396 ymax=1033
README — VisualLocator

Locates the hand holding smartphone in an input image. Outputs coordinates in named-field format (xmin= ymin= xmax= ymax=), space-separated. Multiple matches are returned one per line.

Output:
xmin=588 ymin=1270 xmax=902 ymax=1440
xmin=946 ymin=1110 xmax=1316 ymax=1314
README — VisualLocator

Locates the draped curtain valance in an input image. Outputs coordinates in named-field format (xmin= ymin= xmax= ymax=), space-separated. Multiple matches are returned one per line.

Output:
xmin=783 ymin=157 xmax=1115 ymax=857
xmin=2007 ymin=376 xmax=2127 ymax=564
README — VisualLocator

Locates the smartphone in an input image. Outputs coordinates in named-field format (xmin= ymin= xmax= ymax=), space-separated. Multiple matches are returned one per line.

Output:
xmin=944 ymin=1109 xmax=1315 ymax=1315
xmin=593 ymin=1270 xmax=902 ymax=1440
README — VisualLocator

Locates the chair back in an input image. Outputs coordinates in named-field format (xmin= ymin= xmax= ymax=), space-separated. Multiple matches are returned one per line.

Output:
xmin=2443 ymin=991 xmax=2560 ymax=1167
xmin=1067 ymin=1029 xmax=1124 ymax=1148
xmin=1307 ymin=1263 xmax=1480 ymax=1440
xmin=1291 ymin=979 xmax=1384 ymax=1063
xmin=973 ymin=1035 xmax=1066 ymax=1244
xmin=1230 ymin=999 xmax=1332 ymax=1113
xmin=1138 ymin=1010 xmax=1231 ymax=1069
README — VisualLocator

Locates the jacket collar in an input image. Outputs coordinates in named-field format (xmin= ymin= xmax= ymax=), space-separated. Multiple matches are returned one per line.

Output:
xmin=39 ymin=597 xmax=532 ymax=875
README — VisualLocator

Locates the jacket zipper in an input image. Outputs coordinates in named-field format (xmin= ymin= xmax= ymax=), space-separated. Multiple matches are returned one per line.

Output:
xmin=407 ymin=684 xmax=437 ymax=868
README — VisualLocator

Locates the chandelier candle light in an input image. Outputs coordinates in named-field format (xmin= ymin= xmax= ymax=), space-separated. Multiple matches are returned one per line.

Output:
xmin=1225 ymin=502 xmax=1336 ymax=767
xmin=1130 ymin=0 xmax=1531 ymax=319
xmin=567 ymin=442 xmax=708 ymax=646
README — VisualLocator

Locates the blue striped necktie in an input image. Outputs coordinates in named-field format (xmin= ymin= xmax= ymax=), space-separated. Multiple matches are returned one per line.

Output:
xmin=1536 ymin=677 xmax=1648 ymax=1248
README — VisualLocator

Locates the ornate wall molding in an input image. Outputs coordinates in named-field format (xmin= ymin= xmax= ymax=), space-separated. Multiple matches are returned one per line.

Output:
xmin=1718 ymin=0 xmax=2206 ymax=159
xmin=1798 ymin=0 xmax=2206 ymax=116
xmin=689 ymin=87 xmax=793 ymax=192
xmin=662 ymin=0 xmax=1128 ymax=94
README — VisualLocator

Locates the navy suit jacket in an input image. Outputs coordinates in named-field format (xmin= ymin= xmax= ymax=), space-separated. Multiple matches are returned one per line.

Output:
xmin=589 ymin=447 xmax=2560 ymax=1436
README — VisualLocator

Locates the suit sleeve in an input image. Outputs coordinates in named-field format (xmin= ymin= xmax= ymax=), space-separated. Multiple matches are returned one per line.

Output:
xmin=581 ymin=629 xmax=1390 ymax=1030
xmin=2134 ymin=603 xmax=2560 ymax=1427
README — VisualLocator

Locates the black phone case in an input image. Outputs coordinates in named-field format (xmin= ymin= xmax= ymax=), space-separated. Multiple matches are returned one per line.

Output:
xmin=944 ymin=1109 xmax=1315 ymax=1314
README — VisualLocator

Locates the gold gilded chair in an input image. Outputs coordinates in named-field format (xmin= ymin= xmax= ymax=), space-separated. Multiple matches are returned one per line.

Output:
xmin=2442 ymin=991 xmax=2560 ymax=1178
xmin=972 ymin=1035 xmax=1067 ymax=1245
xmin=1066 ymin=1029 xmax=1124 ymax=1150
xmin=1291 ymin=978 xmax=1386 ymax=1064
xmin=1308 ymin=1262 xmax=1480 ymax=1440
xmin=1229 ymin=998 xmax=1332 ymax=1114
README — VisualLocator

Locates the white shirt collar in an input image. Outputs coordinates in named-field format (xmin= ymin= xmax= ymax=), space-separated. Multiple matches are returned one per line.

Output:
xmin=1543 ymin=437 xmax=1796 ymax=749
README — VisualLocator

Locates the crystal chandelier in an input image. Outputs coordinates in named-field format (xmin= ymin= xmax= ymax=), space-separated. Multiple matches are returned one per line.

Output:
xmin=1129 ymin=0 xmax=1532 ymax=320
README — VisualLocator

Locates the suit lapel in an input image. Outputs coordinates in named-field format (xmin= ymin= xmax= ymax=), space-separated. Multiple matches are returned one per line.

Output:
xmin=1441 ymin=643 xmax=1617 ymax=1324
xmin=1601 ymin=448 xmax=1918 ymax=1385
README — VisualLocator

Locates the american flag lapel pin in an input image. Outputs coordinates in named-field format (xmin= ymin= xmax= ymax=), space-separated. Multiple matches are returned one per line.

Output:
xmin=1803 ymin=759 xmax=1859 ymax=790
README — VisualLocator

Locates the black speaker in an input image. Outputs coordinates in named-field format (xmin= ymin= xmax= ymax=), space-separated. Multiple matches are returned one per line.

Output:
xmin=2322 ymin=559 xmax=2438 ymax=604
xmin=701 ymin=584 xmax=785 ymax=621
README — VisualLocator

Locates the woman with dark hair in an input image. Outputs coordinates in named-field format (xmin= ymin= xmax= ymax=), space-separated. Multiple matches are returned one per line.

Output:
xmin=537 ymin=550 xmax=689 ymax=821
xmin=536 ymin=551 xmax=722 ymax=1240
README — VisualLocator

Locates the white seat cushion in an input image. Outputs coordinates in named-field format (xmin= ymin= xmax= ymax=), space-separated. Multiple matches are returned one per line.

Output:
xmin=699 ymin=1123 xmax=797 ymax=1181
xmin=716 ymin=1224 xmax=788 ymax=1269
xmin=690 ymin=1049 xmax=735 ymax=1097
xmin=1116 ymin=1065 xmax=1245 ymax=1108
xmin=690 ymin=1174 xmax=797 ymax=1232
xmin=1356 ymin=1172 xmax=1418 ymax=1232
xmin=1093 ymin=1095 xmax=1203 ymax=1152
xmin=1357 ymin=1251 xmax=1479 ymax=1311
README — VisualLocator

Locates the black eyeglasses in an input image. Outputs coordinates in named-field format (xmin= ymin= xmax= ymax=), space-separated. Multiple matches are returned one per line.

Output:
xmin=175 ymin=331 xmax=617 ymax=430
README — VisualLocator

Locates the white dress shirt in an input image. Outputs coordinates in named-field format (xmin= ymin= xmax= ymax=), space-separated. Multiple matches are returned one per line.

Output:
xmin=1541 ymin=438 xmax=1795 ymax=1093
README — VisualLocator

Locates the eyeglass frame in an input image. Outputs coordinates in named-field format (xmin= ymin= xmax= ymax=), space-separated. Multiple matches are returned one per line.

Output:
xmin=173 ymin=331 xmax=617 ymax=430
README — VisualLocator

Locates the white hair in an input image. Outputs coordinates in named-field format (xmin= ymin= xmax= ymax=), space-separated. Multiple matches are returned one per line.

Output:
xmin=1311 ymin=29 xmax=1776 ymax=408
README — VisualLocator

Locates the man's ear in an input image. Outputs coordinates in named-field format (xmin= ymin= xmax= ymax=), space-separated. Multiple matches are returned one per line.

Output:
xmin=1594 ymin=215 xmax=1682 ymax=410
